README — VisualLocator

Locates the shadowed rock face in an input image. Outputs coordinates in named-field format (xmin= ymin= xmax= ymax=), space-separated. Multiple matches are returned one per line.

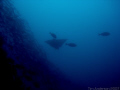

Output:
xmin=0 ymin=0 xmax=84 ymax=90
xmin=45 ymin=39 xmax=67 ymax=49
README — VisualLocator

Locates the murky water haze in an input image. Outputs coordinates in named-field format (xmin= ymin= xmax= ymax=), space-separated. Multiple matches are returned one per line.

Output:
xmin=13 ymin=0 xmax=120 ymax=87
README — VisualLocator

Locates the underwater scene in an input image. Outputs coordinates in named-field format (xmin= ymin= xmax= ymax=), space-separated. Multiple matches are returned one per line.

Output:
xmin=0 ymin=0 xmax=120 ymax=90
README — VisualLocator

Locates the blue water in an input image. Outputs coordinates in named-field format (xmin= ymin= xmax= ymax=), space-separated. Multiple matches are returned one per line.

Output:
xmin=13 ymin=0 xmax=120 ymax=88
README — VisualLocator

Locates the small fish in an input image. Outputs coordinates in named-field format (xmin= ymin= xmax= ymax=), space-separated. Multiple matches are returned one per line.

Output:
xmin=99 ymin=32 xmax=110 ymax=36
xmin=66 ymin=43 xmax=77 ymax=47
xmin=49 ymin=32 xmax=57 ymax=39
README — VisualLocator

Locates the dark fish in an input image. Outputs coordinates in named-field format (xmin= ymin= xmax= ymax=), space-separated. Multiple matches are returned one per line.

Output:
xmin=99 ymin=32 xmax=110 ymax=36
xmin=49 ymin=32 xmax=57 ymax=39
xmin=66 ymin=43 xmax=77 ymax=47
xmin=45 ymin=39 xmax=67 ymax=49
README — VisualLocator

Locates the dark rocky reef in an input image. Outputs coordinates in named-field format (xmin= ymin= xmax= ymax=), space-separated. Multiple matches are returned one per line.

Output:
xmin=0 ymin=0 xmax=84 ymax=90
